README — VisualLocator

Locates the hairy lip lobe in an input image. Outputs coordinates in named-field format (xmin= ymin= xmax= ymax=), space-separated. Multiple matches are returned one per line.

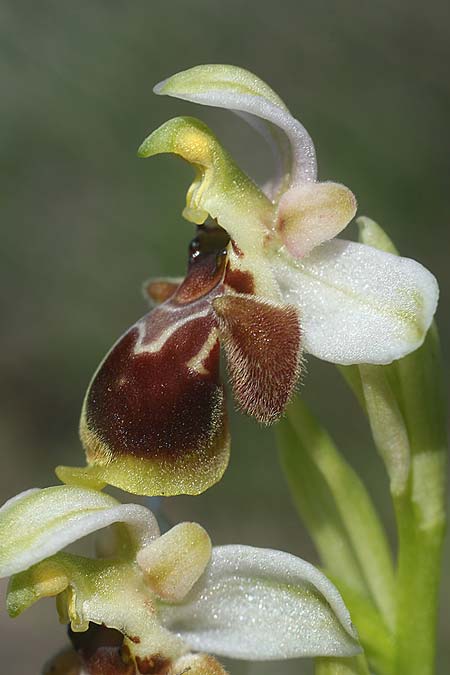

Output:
xmin=80 ymin=225 xmax=301 ymax=495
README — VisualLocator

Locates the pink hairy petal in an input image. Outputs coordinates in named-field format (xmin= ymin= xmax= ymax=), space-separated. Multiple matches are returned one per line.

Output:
xmin=213 ymin=294 xmax=302 ymax=424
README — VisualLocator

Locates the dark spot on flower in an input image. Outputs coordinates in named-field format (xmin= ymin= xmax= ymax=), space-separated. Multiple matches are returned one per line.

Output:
xmin=231 ymin=240 xmax=243 ymax=257
xmin=135 ymin=654 xmax=171 ymax=674
xmin=69 ymin=624 xmax=134 ymax=675
xmin=82 ymin=316 xmax=225 ymax=461
xmin=174 ymin=223 xmax=229 ymax=305
xmin=43 ymin=647 xmax=82 ymax=675
xmin=174 ymin=251 xmax=226 ymax=304
xmin=224 ymin=266 xmax=255 ymax=295
xmin=188 ymin=222 xmax=230 ymax=264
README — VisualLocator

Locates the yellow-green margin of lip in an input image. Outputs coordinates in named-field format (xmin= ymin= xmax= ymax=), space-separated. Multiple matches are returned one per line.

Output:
xmin=56 ymin=399 xmax=231 ymax=497
xmin=56 ymin=444 xmax=231 ymax=497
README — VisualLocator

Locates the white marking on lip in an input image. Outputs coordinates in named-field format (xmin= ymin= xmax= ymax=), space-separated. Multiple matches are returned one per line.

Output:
xmin=186 ymin=327 xmax=219 ymax=375
xmin=134 ymin=307 xmax=211 ymax=355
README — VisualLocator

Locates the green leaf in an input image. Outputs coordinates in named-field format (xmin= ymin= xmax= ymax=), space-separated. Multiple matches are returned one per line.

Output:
xmin=356 ymin=216 xmax=446 ymax=528
xmin=278 ymin=419 xmax=366 ymax=593
xmin=277 ymin=397 xmax=396 ymax=631
xmin=326 ymin=575 xmax=394 ymax=675
xmin=355 ymin=216 xmax=448 ymax=675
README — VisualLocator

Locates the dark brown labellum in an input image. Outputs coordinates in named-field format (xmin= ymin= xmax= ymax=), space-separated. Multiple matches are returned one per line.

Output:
xmin=79 ymin=224 xmax=231 ymax=495
xmin=69 ymin=624 xmax=135 ymax=675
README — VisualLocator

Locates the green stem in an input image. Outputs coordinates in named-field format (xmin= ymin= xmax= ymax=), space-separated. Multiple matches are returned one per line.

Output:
xmin=343 ymin=327 xmax=447 ymax=675
xmin=325 ymin=574 xmax=395 ymax=674
xmin=281 ymin=398 xmax=396 ymax=629
xmin=278 ymin=417 xmax=368 ymax=595
xmin=352 ymin=217 xmax=448 ymax=673
xmin=394 ymin=492 xmax=445 ymax=675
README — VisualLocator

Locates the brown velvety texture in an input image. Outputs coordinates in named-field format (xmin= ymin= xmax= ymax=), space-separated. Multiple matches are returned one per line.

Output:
xmin=69 ymin=624 xmax=135 ymax=675
xmin=82 ymin=230 xmax=228 ymax=466
xmin=213 ymin=294 xmax=302 ymax=424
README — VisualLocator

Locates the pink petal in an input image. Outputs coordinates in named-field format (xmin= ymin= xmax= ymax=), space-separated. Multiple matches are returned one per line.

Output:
xmin=277 ymin=182 xmax=357 ymax=258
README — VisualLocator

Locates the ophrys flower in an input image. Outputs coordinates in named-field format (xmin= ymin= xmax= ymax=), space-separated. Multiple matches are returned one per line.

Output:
xmin=57 ymin=65 xmax=438 ymax=497
xmin=0 ymin=485 xmax=360 ymax=673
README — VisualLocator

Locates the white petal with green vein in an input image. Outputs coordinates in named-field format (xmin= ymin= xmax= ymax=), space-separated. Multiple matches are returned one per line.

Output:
xmin=154 ymin=63 xmax=317 ymax=187
xmin=0 ymin=485 xmax=159 ymax=577
xmin=274 ymin=239 xmax=438 ymax=364
xmin=158 ymin=545 xmax=360 ymax=659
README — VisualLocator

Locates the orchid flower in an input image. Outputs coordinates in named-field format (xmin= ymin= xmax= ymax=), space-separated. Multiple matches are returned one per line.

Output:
xmin=0 ymin=485 xmax=360 ymax=674
xmin=56 ymin=64 xmax=438 ymax=497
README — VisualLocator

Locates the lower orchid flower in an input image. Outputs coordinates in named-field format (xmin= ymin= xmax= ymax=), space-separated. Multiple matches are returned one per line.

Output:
xmin=0 ymin=485 xmax=360 ymax=674
xmin=56 ymin=64 xmax=438 ymax=497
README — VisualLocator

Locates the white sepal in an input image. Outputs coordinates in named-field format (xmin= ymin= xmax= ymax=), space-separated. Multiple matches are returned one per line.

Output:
xmin=158 ymin=545 xmax=360 ymax=660
xmin=274 ymin=239 xmax=439 ymax=365
xmin=154 ymin=64 xmax=317 ymax=188
xmin=0 ymin=485 xmax=159 ymax=577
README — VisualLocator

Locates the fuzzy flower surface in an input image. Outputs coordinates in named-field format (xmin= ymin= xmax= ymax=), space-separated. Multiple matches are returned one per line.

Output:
xmin=0 ymin=485 xmax=360 ymax=674
xmin=57 ymin=65 xmax=438 ymax=497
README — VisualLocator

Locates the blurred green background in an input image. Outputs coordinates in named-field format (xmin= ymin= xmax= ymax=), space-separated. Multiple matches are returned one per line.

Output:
xmin=1 ymin=0 xmax=449 ymax=673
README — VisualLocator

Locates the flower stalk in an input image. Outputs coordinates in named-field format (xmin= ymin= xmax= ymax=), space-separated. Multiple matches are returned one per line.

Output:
xmin=282 ymin=324 xmax=447 ymax=675
xmin=278 ymin=398 xmax=396 ymax=628
xmin=277 ymin=398 xmax=396 ymax=673
xmin=342 ymin=218 xmax=448 ymax=675
xmin=356 ymin=330 xmax=447 ymax=675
